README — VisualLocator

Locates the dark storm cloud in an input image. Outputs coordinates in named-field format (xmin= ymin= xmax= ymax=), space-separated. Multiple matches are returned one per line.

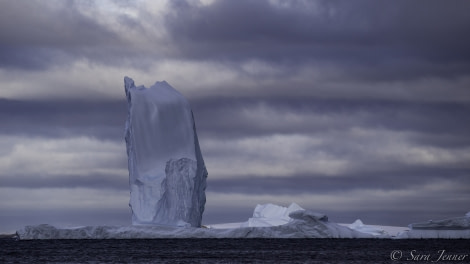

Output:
xmin=1 ymin=172 xmax=128 ymax=190
xmin=0 ymin=1 xmax=141 ymax=70
xmin=207 ymin=168 xmax=470 ymax=195
xmin=192 ymin=97 xmax=470 ymax=148
xmin=0 ymin=46 xmax=69 ymax=71
xmin=2 ymin=208 xmax=131 ymax=233
xmin=2 ymin=97 xmax=470 ymax=150
xmin=1 ymin=0 xmax=469 ymax=231
xmin=0 ymin=99 xmax=127 ymax=140
xmin=0 ymin=1 xmax=114 ymax=46
xmin=165 ymin=0 xmax=470 ymax=80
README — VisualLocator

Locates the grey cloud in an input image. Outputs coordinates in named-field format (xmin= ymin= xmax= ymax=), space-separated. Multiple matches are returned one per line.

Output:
xmin=1 ymin=208 xmax=131 ymax=233
xmin=165 ymin=0 xmax=470 ymax=80
xmin=0 ymin=99 xmax=127 ymax=140
xmin=166 ymin=0 xmax=470 ymax=59
xmin=1 ymin=0 xmax=469 ymax=230
xmin=2 ymin=97 xmax=469 ymax=151
xmin=0 ymin=46 xmax=69 ymax=70
xmin=1 ymin=173 xmax=128 ymax=190
xmin=2 ymin=0 xmax=470 ymax=81
xmin=0 ymin=1 xmax=145 ymax=70
xmin=193 ymin=97 xmax=470 ymax=149
xmin=207 ymin=168 xmax=470 ymax=195
xmin=203 ymin=205 xmax=253 ymax=225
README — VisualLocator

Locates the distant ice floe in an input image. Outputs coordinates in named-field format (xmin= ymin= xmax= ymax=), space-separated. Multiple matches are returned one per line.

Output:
xmin=397 ymin=213 xmax=470 ymax=239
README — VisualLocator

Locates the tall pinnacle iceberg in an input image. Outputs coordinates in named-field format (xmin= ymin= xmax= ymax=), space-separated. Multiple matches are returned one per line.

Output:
xmin=124 ymin=77 xmax=207 ymax=227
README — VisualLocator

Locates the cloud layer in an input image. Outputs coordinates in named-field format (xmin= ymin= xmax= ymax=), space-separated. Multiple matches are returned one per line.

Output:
xmin=1 ymin=0 xmax=469 ymax=233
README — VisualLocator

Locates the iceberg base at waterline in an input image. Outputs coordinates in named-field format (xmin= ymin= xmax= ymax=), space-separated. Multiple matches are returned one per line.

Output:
xmin=15 ymin=205 xmax=470 ymax=240
xmin=16 ymin=208 xmax=373 ymax=240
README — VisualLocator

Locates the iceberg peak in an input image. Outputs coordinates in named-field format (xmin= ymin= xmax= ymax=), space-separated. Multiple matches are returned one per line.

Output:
xmin=124 ymin=77 xmax=207 ymax=227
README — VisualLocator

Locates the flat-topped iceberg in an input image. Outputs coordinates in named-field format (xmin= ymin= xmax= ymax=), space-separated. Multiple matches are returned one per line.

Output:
xmin=397 ymin=212 xmax=470 ymax=239
xmin=124 ymin=77 xmax=207 ymax=227
xmin=16 ymin=209 xmax=373 ymax=239
xmin=410 ymin=216 xmax=470 ymax=230
xmin=15 ymin=203 xmax=470 ymax=239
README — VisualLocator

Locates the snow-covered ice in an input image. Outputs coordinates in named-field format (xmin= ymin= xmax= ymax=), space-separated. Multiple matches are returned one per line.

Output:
xmin=206 ymin=203 xmax=305 ymax=229
xmin=124 ymin=77 xmax=207 ymax=227
xmin=342 ymin=219 xmax=389 ymax=237
xmin=240 ymin=203 xmax=304 ymax=227
xmin=211 ymin=204 xmax=404 ymax=238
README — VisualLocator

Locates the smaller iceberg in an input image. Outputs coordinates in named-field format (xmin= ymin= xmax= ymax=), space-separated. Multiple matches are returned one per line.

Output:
xmin=240 ymin=203 xmax=304 ymax=227
xmin=397 ymin=212 xmax=470 ymax=239
xmin=344 ymin=219 xmax=389 ymax=237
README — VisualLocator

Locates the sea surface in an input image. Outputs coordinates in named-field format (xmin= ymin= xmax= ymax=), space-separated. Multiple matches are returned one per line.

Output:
xmin=1 ymin=238 xmax=469 ymax=263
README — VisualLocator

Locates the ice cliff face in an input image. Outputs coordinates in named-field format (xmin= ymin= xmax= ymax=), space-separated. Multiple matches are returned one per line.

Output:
xmin=124 ymin=77 xmax=207 ymax=227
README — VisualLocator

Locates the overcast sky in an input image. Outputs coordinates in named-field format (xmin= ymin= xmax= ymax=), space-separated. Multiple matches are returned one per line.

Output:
xmin=1 ymin=0 xmax=469 ymax=233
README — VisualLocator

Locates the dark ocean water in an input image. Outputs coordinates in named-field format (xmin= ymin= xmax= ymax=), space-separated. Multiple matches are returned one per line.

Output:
xmin=1 ymin=238 xmax=469 ymax=263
